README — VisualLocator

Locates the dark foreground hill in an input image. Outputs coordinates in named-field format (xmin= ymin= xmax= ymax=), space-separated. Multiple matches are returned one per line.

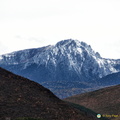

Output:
xmin=64 ymin=84 xmax=120 ymax=120
xmin=0 ymin=67 xmax=98 ymax=120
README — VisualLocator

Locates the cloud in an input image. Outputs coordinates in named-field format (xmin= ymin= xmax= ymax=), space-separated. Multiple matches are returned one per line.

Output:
xmin=0 ymin=42 xmax=9 ymax=55
xmin=0 ymin=0 xmax=120 ymax=58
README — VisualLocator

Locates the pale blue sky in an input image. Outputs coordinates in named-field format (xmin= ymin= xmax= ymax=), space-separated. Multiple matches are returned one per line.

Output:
xmin=0 ymin=0 xmax=120 ymax=59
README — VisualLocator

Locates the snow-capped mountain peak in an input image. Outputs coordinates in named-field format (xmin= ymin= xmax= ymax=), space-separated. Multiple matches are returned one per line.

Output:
xmin=0 ymin=39 xmax=119 ymax=79
xmin=0 ymin=39 xmax=120 ymax=98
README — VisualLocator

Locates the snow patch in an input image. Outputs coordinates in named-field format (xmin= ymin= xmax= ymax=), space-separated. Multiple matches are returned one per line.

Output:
xmin=0 ymin=56 xmax=3 ymax=60
xmin=77 ymin=48 xmax=82 ymax=54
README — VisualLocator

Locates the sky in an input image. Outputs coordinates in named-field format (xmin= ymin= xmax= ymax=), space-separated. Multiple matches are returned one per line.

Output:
xmin=0 ymin=0 xmax=120 ymax=59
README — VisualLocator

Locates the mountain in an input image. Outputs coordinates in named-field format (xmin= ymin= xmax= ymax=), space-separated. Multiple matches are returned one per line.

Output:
xmin=0 ymin=67 xmax=99 ymax=120
xmin=64 ymin=84 xmax=120 ymax=120
xmin=0 ymin=39 xmax=120 ymax=98
xmin=97 ymin=72 xmax=120 ymax=86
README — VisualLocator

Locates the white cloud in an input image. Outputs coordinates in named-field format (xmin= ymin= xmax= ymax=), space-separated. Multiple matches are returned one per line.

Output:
xmin=0 ymin=0 xmax=120 ymax=58
xmin=0 ymin=41 xmax=9 ymax=55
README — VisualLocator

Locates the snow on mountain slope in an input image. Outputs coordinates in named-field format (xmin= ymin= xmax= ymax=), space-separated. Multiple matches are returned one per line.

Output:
xmin=0 ymin=39 xmax=119 ymax=82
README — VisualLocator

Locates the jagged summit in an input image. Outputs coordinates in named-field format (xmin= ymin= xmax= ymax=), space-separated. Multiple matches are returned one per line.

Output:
xmin=56 ymin=39 xmax=94 ymax=51
xmin=56 ymin=39 xmax=82 ymax=47
xmin=56 ymin=39 xmax=87 ymax=46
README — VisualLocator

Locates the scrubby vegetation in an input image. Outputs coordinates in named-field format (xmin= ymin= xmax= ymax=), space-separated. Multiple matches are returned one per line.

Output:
xmin=67 ymin=102 xmax=109 ymax=120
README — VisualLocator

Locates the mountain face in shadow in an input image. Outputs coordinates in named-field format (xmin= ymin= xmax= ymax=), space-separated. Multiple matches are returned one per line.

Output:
xmin=96 ymin=72 xmax=120 ymax=86
xmin=0 ymin=67 xmax=98 ymax=120
xmin=0 ymin=39 xmax=120 ymax=98
xmin=64 ymin=84 xmax=120 ymax=120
